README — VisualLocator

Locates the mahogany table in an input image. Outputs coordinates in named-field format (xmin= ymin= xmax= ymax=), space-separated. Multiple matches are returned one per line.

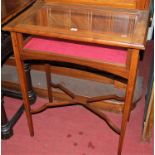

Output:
xmin=3 ymin=1 xmax=149 ymax=154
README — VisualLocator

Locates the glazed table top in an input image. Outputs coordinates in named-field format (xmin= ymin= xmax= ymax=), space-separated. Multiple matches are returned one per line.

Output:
xmin=3 ymin=1 xmax=149 ymax=49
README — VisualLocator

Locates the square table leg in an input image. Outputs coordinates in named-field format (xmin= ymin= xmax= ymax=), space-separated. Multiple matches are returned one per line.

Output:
xmin=11 ymin=32 xmax=34 ymax=137
xmin=118 ymin=49 xmax=139 ymax=155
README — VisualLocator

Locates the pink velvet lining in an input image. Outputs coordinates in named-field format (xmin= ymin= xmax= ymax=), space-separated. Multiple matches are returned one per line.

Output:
xmin=24 ymin=37 xmax=127 ymax=65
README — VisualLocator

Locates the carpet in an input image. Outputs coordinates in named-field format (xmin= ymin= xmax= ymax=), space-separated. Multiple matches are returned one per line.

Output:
xmin=1 ymin=42 xmax=154 ymax=155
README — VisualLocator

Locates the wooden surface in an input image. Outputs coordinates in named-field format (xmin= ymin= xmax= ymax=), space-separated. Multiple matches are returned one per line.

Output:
xmin=43 ymin=0 xmax=137 ymax=9
xmin=142 ymin=83 xmax=154 ymax=141
xmin=5 ymin=57 xmax=127 ymax=89
xmin=43 ymin=0 xmax=151 ymax=9
xmin=1 ymin=0 xmax=35 ymax=25
xmin=136 ymin=0 xmax=151 ymax=9
xmin=118 ymin=49 xmax=140 ymax=154
xmin=3 ymin=1 xmax=149 ymax=154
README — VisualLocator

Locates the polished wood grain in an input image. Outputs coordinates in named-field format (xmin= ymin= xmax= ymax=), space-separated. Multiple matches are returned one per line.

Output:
xmin=1 ymin=0 xmax=35 ymax=25
xmin=118 ymin=49 xmax=139 ymax=155
xmin=5 ymin=58 xmax=127 ymax=89
xmin=43 ymin=0 xmax=136 ymax=9
xmin=136 ymin=0 xmax=151 ymax=9
xmin=43 ymin=0 xmax=150 ymax=9
xmin=11 ymin=32 xmax=34 ymax=136
xmin=2 ymin=81 xmax=127 ymax=113
xmin=3 ymin=1 xmax=149 ymax=154
xmin=22 ymin=48 xmax=129 ymax=78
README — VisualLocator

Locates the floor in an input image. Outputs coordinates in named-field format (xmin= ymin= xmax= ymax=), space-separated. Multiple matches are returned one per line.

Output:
xmin=1 ymin=42 xmax=154 ymax=155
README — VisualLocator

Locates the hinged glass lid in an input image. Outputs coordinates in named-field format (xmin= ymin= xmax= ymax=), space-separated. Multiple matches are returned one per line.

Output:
xmin=3 ymin=3 xmax=149 ymax=49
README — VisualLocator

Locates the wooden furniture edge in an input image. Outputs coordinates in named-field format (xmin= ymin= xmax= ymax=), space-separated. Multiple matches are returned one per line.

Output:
xmin=2 ymin=80 xmax=124 ymax=113
xmin=43 ymin=0 xmax=137 ymax=9
xmin=142 ymin=82 xmax=154 ymax=141
xmin=5 ymin=57 xmax=127 ymax=89
xmin=2 ymin=0 xmax=36 ymax=25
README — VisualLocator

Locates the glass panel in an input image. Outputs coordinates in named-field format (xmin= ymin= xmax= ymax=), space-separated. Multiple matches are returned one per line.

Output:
xmin=46 ymin=8 xmax=69 ymax=29
xmin=22 ymin=5 xmax=90 ymax=31
xmin=4 ymin=3 xmax=149 ymax=49
xmin=70 ymin=10 xmax=90 ymax=31
xmin=22 ymin=7 xmax=69 ymax=28
xmin=92 ymin=11 xmax=137 ymax=41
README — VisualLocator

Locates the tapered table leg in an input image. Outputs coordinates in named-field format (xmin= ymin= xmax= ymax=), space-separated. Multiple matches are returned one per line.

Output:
xmin=11 ymin=32 xmax=34 ymax=137
xmin=1 ymin=32 xmax=36 ymax=139
xmin=118 ymin=49 xmax=139 ymax=155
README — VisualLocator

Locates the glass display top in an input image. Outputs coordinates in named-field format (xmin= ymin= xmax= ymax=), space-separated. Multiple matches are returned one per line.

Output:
xmin=3 ymin=2 xmax=149 ymax=49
